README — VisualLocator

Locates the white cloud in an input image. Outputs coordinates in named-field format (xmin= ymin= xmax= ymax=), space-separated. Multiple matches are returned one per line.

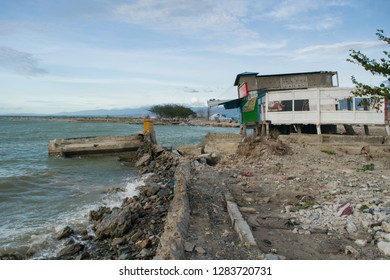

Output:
xmin=0 ymin=47 xmax=48 ymax=76
xmin=286 ymin=15 xmax=342 ymax=31
xmin=266 ymin=0 xmax=353 ymax=31
xmin=296 ymin=41 xmax=386 ymax=55
xmin=111 ymin=0 xmax=250 ymax=36
xmin=222 ymin=41 xmax=287 ymax=56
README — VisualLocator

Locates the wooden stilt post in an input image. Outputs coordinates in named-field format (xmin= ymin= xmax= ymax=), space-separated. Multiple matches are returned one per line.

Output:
xmin=316 ymin=124 xmax=322 ymax=135
xmin=364 ymin=125 xmax=370 ymax=135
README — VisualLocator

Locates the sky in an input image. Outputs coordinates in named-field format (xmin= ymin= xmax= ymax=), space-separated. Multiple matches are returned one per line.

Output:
xmin=0 ymin=0 xmax=389 ymax=115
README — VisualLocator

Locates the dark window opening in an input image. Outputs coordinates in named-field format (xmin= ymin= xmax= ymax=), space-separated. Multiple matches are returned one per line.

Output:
xmin=294 ymin=99 xmax=310 ymax=111
xmin=281 ymin=100 xmax=292 ymax=111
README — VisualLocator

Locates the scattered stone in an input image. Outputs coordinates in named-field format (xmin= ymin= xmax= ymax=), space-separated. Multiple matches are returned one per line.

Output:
xmin=243 ymin=196 xmax=254 ymax=203
xmin=111 ymin=237 xmax=125 ymax=247
xmin=176 ymin=145 xmax=203 ymax=157
xmin=381 ymin=222 xmax=390 ymax=233
xmin=195 ymin=247 xmax=206 ymax=254
xmin=107 ymin=187 xmax=125 ymax=194
xmin=89 ymin=206 xmax=111 ymax=222
xmin=354 ymin=239 xmax=367 ymax=247
xmin=136 ymin=238 xmax=151 ymax=249
xmin=265 ymin=253 xmax=279 ymax=260
xmin=301 ymin=224 xmax=310 ymax=230
xmin=135 ymin=154 xmax=151 ymax=168
xmin=246 ymin=215 xmax=261 ymax=227
xmin=75 ymin=251 xmax=90 ymax=260
xmin=346 ymin=222 xmax=358 ymax=234
xmin=345 ymin=245 xmax=360 ymax=259
xmin=377 ymin=241 xmax=390 ymax=257
xmin=95 ymin=205 xmax=132 ymax=239
xmin=118 ymin=253 xmax=132 ymax=260
xmin=184 ymin=242 xmax=195 ymax=252
xmin=130 ymin=229 xmax=144 ymax=242
xmin=153 ymin=145 xmax=165 ymax=156
xmin=239 ymin=207 xmax=257 ymax=214
xmin=137 ymin=248 xmax=152 ymax=258
xmin=263 ymin=197 xmax=271 ymax=203
xmin=57 ymin=243 xmax=84 ymax=258
xmin=57 ymin=226 xmax=74 ymax=240
xmin=0 ymin=253 xmax=25 ymax=260
xmin=384 ymin=234 xmax=390 ymax=242
xmin=141 ymin=184 xmax=161 ymax=197
xmin=278 ymin=255 xmax=287 ymax=260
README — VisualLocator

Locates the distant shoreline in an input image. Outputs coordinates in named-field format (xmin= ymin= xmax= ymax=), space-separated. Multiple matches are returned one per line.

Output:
xmin=0 ymin=116 xmax=240 ymax=128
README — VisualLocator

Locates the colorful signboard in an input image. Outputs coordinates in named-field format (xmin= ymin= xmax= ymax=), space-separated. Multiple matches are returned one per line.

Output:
xmin=239 ymin=82 xmax=248 ymax=98
xmin=241 ymin=92 xmax=259 ymax=123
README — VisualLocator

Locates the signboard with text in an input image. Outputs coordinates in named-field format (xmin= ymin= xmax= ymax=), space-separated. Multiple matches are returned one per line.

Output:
xmin=239 ymin=82 xmax=248 ymax=98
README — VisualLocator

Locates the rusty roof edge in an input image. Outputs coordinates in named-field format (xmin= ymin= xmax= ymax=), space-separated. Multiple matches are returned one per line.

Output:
xmin=256 ymin=70 xmax=337 ymax=78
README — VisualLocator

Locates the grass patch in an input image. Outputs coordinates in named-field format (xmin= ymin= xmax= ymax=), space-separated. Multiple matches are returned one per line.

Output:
xmin=359 ymin=204 xmax=370 ymax=211
xmin=321 ymin=150 xmax=336 ymax=155
xmin=297 ymin=199 xmax=316 ymax=210
xmin=357 ymin=163 xmax=375 ymax=172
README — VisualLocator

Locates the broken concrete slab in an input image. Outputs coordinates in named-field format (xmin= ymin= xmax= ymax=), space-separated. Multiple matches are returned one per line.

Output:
xmin=48 ymin=135 xmax=143 ymax=157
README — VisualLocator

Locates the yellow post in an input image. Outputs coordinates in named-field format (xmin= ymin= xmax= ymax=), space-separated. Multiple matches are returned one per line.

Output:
xmin=144 ymin=118 xmax=153 ymax=133
xmin=144 ymin=118 xmax=157 ymax=144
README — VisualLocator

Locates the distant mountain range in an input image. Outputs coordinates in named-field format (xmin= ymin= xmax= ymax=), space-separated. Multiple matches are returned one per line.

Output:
xmin=1 ymin=106 xmax=239 ymax=118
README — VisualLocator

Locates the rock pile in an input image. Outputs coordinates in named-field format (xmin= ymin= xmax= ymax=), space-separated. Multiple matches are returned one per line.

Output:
xmin=56 ymin=144 xmax=180 ymax=260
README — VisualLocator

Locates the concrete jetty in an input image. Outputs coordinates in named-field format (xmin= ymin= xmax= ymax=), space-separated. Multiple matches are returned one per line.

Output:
xmin=48 ymin=119 xmax=157 ymax=158
xmin=48 ymin=134 xmax=144 ymax=157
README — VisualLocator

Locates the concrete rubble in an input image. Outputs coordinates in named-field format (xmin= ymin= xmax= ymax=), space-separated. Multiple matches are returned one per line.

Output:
xmin=178 ymin=132 xmax=390 ymax=259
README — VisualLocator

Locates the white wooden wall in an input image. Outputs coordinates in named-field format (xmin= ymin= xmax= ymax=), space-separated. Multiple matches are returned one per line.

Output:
xmin=265 ymin=87 xmax=386 ymax=125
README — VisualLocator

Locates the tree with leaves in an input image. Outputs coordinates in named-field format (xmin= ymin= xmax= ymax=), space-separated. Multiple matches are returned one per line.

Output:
xmin=149 ymin=104 xmax=196 ymax=118
xmin=347 ymin=29 xmax=389 ymax=110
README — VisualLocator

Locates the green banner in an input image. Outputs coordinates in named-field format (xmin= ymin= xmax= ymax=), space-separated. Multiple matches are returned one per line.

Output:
xmin=241 ymin=95 xmax=259 ymax=123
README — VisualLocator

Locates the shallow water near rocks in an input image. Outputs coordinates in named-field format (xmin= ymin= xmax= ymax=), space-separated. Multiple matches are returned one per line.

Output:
xmin=0 ymin=118 xmax=238 ymax=259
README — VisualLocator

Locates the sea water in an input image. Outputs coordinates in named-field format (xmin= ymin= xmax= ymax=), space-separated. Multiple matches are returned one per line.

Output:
xmin=0 ymin=118 xmax=238 ymax=259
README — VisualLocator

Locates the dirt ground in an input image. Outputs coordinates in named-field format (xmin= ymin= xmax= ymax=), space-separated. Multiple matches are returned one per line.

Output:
xmin=183 ymin=135 xmax=390 ymax=260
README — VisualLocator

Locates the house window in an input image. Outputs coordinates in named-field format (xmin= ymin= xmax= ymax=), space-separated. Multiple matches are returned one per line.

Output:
xmin=355 ymin=98 xmax=370 ymax=111
xmin=339 ymin=98 xmax=353 ymax=111
xmin=268 ymin=100 xmax=292 ymax=111
xmin=294 ymin=99 xmax=310 ymax=111
xmin=281 ymin=100 xmax=292 ymax=111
